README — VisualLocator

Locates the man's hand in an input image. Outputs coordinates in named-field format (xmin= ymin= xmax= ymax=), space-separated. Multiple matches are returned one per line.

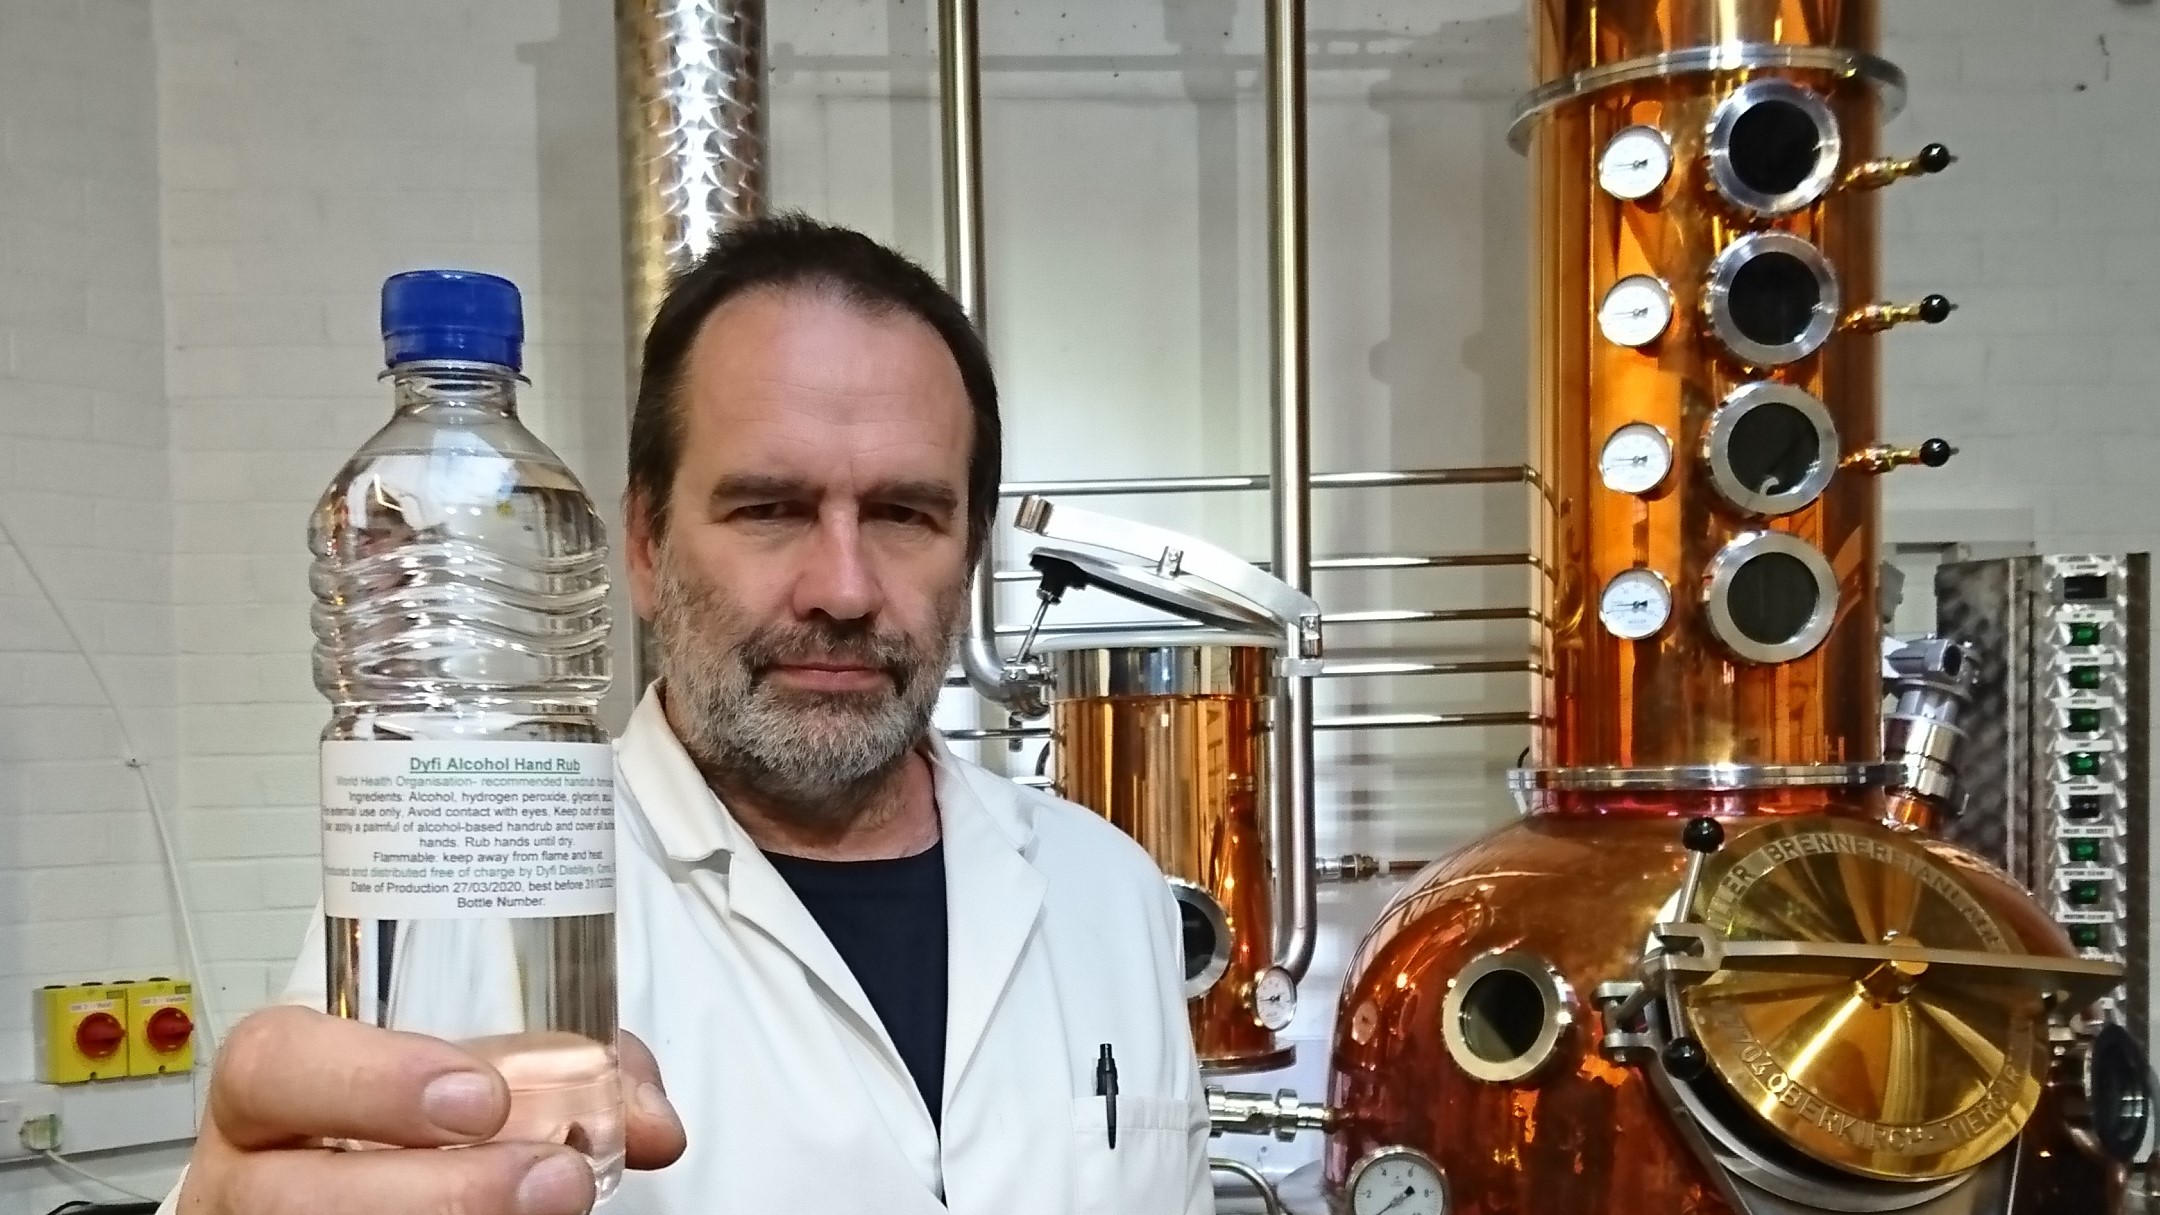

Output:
xmin=175 ymin=1006 xmax=687 ymax=1214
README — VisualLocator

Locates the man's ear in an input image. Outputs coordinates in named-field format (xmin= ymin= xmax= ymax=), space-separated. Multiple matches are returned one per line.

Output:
xmin=624 ymin=489 xmax=660 ymax=623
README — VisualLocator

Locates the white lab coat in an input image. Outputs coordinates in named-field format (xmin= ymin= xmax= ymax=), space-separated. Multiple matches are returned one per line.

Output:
xmin=166 ymin=688 xmax=1215 ymax=1215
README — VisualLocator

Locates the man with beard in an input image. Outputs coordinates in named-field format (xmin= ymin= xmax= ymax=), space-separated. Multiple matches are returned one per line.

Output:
xmin=163 ymin=215 xmax=1213 ymax=1215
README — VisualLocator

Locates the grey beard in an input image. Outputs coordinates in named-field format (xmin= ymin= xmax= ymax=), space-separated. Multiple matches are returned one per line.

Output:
xmin=651 ymin=553 xmax=959 ymax=829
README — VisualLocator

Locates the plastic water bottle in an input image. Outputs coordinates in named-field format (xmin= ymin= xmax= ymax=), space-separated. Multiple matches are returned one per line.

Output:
xmin=308 ymin=270 xmax=622 ymax=1194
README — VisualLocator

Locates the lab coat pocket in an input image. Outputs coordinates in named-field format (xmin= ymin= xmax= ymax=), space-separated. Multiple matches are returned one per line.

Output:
xmin=1068 ymin=1094 xmax=1197 ymax=1215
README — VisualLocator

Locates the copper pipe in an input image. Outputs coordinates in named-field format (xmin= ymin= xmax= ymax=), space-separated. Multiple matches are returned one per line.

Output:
xmin=1265 ymin=0 xmax=1316 ymax=985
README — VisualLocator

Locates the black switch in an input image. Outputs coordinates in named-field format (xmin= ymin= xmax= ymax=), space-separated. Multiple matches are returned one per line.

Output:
xmin=2064 ymin=574 xmax=2110 ymax=601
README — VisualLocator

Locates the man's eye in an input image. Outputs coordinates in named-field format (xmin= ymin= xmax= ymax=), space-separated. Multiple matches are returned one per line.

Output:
xmin=732 ymin=502 xmax=799 ymax=523
xmin=868 ymin=504 xmax=930 ymax=527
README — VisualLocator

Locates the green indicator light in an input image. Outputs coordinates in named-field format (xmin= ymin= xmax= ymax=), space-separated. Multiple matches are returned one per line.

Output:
xmin=2070 ymin=622 xmax=2103 ymax=646
xmin=2067 ymin=752 xmax=2103 ymax=778
xmin=2071 ymin=924 xmax=2105 ymax=949
xmin=2069 ymin=707 xmax=2104 ymax=733
xmin=2069 ymin=881 xmax=2106 ymax=907
xmin=2070 ymin=666 xmax=2104 ymax=690
xmin=2068 ymin=838 xmax=2103 ymax=864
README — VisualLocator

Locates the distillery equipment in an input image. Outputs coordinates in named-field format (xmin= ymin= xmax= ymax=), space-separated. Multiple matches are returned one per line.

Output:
xmin=995 ymin=495 xmax=1325 ymax=1072
xmin=1303 ymin=3 xmax=2148 ymax=1214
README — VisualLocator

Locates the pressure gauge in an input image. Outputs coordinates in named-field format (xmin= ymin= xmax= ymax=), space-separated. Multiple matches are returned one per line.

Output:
xmin=1598 ymin=276 xmax=1674 ymax=348
xmin=1599 ymin=569 xmax=1673 ymax=641
xmin=1599 ymin=125 xmax=1673 ymax=200
xmin=1347 ymin=1146 xmax=1448 ymax=1215
xmin=1598 ymin=423 xmax=1673 ymax=495
xmin=1253 ymin=966 xmax=1297 ymax=1031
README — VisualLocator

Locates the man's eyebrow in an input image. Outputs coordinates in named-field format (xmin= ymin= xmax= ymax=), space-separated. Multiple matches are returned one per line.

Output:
xmin=704 ymin=473 xmax=960 ymax=516
xmin=707 ymin=473 xmax=815 ymax=502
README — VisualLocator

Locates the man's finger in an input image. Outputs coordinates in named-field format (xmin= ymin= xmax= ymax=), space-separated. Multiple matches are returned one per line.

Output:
xmin=617 ymin=1031 xmax=686 ymax=1171
xmin=219 ymin=1141 xmax=594 ymax=1215
xmin=209 ymin=1006 xmax=509 ymax=1151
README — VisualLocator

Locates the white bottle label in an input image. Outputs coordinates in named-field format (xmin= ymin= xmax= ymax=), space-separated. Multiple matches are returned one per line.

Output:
xmin=320 ymin=741 xmax=615 ymax=920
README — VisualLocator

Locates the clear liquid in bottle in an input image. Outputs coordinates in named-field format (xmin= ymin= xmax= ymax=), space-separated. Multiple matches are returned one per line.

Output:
xmin=308 ymin=270 xmax=622 ymax=1197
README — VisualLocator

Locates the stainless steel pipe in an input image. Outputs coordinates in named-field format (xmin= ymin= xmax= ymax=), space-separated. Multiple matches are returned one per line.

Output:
xmin=939 ymin=0 xmax=1025 ymax=707
xmin=616 ymin=0 xmax=767 ymax=338
xmin=1265 ymin=0 xmax=1317 ymax=985
xmin=617 ymin=0 xmax=767 ymax=687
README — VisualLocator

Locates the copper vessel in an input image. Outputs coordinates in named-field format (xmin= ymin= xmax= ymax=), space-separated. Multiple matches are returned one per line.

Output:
xmin=1047 ymin=633 xmax=1295 ymax=1073
xmin=1320 ymin=3 xmax=2130 ymax=1212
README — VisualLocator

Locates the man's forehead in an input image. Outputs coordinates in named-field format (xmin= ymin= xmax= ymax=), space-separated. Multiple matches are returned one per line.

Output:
xmin=676 ymin=288 xmax=971 ymax=466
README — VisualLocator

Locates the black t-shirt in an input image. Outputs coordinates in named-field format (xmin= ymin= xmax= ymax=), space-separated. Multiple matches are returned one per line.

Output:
xmin=765 ymin=842 xmax=950 ymax=1130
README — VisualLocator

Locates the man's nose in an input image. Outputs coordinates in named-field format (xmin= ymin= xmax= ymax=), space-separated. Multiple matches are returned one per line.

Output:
xmin=792 ymin=512 xmax=881 ymax=622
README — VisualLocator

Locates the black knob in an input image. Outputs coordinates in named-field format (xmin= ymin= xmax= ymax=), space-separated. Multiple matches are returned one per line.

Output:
xmin=1919 ymin=295 xmax=1955 ymax=324
xmin=1682 ymin=816 xmax=1725 ymax=854
xmin=1919 ymin=438 xmax=1956 ymax=468
xmin=1663 ymin=1036 xmax=1711 ymax=1082
xmin=1918 ymin=143 xmax=1955 ymax=174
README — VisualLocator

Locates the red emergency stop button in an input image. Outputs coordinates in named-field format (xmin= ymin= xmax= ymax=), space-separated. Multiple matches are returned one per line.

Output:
xmin=75 ymin=1011 xmax=125 ymax=1060
xmin=146 ymin=1005 xmax=195 ymax=1054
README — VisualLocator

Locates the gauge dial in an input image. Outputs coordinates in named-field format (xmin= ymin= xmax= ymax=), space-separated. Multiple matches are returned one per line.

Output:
xmin=1598 ymin=422 xmax=1673 ymax=495
xmin=1598 ymin=276 xmax=1674 ymax=348
xmin=1348 ymin=1146 xmax=1448 ymax=1215
xmin=1600 ymin=125 xmax=1673 ymax=200
xmin=1252 ymin=966 xmax=1297 ymax=1031
xmin=1599 ymin=569 xmax=1673 ymax=641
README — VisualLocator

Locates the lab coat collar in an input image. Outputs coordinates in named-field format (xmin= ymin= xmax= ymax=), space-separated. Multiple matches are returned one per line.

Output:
xmin=617 ymin=685 xmax=1049 ymax=1124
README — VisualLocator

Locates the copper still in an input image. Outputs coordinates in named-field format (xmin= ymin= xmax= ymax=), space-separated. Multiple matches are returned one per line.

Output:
xmin=1008 ymin=496 xmax=1325 ymax=1074
xmin=1315 ymin=3 xmax=2138 ymax=1213
xmin=1045 ymin=633 xmax=1296 ymax=1073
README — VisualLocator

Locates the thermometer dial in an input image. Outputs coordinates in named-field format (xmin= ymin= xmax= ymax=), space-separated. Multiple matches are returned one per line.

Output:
xmin=1252 ymin=966 xmax=1297 ymax=1031
xmin=1598 ymin=276 xmax=1674 ymax=348
xmin=1347 ymin=1146 xmax=1448 ymax=1215
xmin=1599 ymin=569 xmax=1673 ymax=641
xmin=1600 ymin=125 xmax=1675 ymax=200
xmin=1599 ymin=422 xmax=1673 ymax=495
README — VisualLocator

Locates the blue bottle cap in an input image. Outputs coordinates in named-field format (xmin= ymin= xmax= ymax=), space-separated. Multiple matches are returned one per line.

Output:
xmin=381 ymin=269 xmax=523 ymax=370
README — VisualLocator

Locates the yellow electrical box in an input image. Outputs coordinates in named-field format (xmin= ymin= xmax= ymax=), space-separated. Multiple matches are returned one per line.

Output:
xmin=127 ymin=977 xmax=198 ymax=1076
xmin=35 ymin=981 xmax=133 ymax=1083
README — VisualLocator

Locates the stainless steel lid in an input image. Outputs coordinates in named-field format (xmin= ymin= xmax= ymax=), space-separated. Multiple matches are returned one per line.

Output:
xmin=1012 ymin=495 xmax=1323 ymax=668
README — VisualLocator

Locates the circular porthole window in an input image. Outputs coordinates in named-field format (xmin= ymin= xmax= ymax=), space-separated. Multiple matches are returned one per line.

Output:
xmin=1706 ymin=233 xmax=1841 ymax=367
xmin=1440 ymin=951 xmax=1574 ymax=1084
xmin=1705 ymin=382 xmax=1839 ymax=516
xmin=1707 ymin=80 xmax=1843 ymax=216
xmin=1704 ymin=532 xmax=1841 ymax=664
xmin=1169 ymin=879 xmax=1232 ymax=999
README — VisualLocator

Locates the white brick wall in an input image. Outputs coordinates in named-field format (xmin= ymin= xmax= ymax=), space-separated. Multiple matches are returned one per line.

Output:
xmin=4 ymin=0 xmax=2159 ymax=1205
xmin=0 ymin=1 xmax=189 ymax=1207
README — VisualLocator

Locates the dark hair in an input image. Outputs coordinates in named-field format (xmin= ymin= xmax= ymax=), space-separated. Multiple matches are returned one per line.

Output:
xmin=627 ymin=211 xmax=1001 ymax=564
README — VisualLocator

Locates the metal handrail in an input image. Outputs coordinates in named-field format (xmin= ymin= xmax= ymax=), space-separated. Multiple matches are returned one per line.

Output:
xmin=990 ymin=550 xmax=1539 ymax=581
xmin=945 ymin=710 xmax=1536 ymax=742
xmin=998 ymin=464 xmax=1532 ymax=498
xmin=988 ymin=607 xmax=1537 ymax=637
xmin=1317 ymin=711 xmax=1537 ymax=732
xmin=944 ymin=657 xmax=1538 ymax=688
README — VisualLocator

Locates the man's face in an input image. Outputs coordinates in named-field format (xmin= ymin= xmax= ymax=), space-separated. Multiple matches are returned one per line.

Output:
xmin=627 ymin=287 xmax=973 ymax=823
